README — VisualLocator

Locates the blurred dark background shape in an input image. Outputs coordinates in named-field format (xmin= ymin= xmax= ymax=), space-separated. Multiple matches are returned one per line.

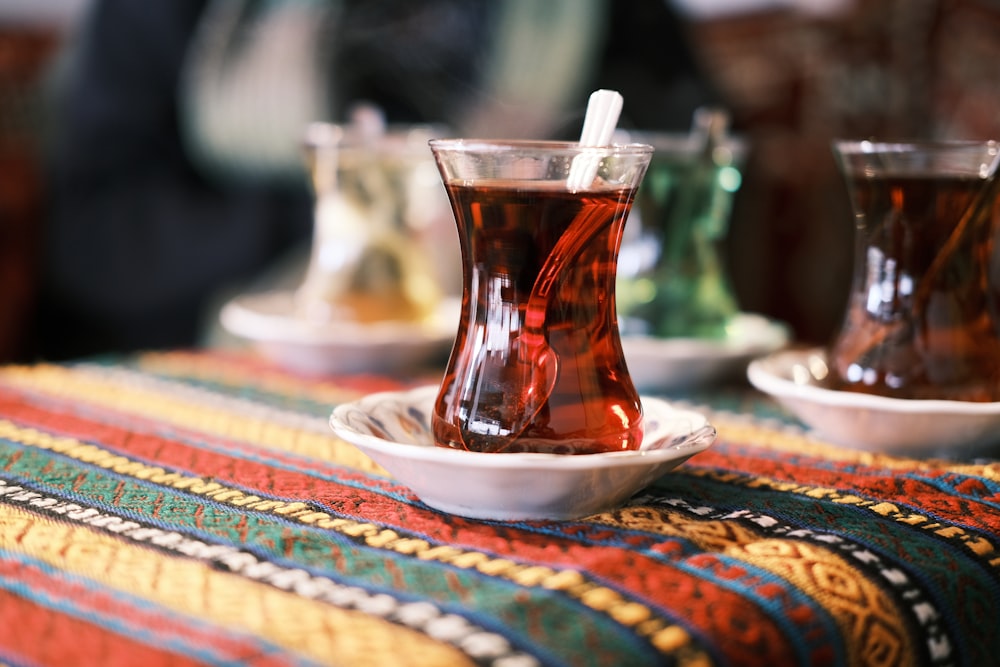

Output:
xmin=22 ymin=0 xmax=723 ymax=361
xmin=1 ymin=0 xmax=999 ymax=362
xmin=0 ymin=4 xmax=79 ymax=363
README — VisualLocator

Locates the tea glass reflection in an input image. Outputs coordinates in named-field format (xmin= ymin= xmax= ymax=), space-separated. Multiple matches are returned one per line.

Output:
xmin=429 ymin=139 xmax=653 ymax=454
xmin=295 ymin=122 xmax=454 ymax=325
xmin=616 ymin=119 xmax=746 ymax=339
xmin=828 ymin=139 xmax=1000 ymax=401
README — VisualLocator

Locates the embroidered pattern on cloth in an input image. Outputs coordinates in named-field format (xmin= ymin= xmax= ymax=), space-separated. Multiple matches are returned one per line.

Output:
xmin=0 ymin=351 xmax=997 ymax=667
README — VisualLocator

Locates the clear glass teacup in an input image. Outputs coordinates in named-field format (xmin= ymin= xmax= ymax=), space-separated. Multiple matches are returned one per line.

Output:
xmin=828 ymin=139 xmax=1000 ymax=401
xmin=295 ymin=122 xmax=454 ymax=325
xmin=429 ymin=139 xmax=653 ymax=454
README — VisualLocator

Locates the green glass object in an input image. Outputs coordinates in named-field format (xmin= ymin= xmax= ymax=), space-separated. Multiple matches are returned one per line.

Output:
xmin=616 ymin=110 xmax=745 ymax=339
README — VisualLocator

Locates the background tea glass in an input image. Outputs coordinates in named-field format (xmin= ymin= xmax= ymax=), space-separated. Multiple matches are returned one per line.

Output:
xmin=429 ymin=139 xmax=653 ymax=455
xmin=616 ymin=109 xmax=746 ymax=340
xmin=828 ymin=139 xmax=1000 ymax=401
xmin=295 ymin=121 xmax=455 ymax=325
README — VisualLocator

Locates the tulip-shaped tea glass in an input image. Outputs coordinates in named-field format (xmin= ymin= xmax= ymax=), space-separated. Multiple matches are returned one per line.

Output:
xmin=829 ymin=139 xmax=1000 ymax=401
xmin=296 ymin=122 xmax=452 ymax=325
xmin=429 ymin=140 xmax=653 ymax=454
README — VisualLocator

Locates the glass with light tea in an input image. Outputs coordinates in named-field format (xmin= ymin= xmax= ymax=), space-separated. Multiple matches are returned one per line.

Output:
xmin=295 ymin=121 xmax=453 ymax=325
xmin=828 ymin=139 xmax=1000 ymax=401
xmin=429 ymin=139 xmax=653 ymax=454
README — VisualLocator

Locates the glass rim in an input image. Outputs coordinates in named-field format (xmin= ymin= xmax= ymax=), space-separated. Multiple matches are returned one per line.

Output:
xmin=621 ymin=129 xmax=747 ymax=152
xmin=303 ymin=121 xmax=447 ymax=152
xmin=428 ymin=138 xmax=654 ymax=156
xmin=832 ymin=138 xmax=1000 ymax=154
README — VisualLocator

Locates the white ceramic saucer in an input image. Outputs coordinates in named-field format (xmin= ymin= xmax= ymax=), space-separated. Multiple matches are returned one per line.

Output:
xmin=329 ymin=385 xmax=716 ymax=521
xmin=748 ymin=347 xmax=1000 ymax=458
xmin=622 ymin=313 xmax=790 ymax=392
xmin=220 ymin=290 xmax=458 ymax=375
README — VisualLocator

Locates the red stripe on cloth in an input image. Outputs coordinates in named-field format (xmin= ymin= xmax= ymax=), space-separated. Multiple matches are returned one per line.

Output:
xmin=138 ymin=349 xmax=425 ymax=396
xmin=0 ymin=383 xmax=353 ymax=475
xmin=0 ymin=555 xmax=291 ymax=667
xmin=692 ymin=446 xmax=1000 ymax=535
xmin=0 ymin=587 xmax=209 ymax=667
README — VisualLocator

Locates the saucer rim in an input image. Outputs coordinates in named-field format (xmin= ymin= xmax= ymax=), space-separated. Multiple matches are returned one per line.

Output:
xmin=621 ymin=312 xmax=790 ymax=391
xmin=621 ymin=312 xmax=790 ymax=359
xmin=220 ymin=289 xmax=459 ymax=345
xmin=748 ymin=347 xmax=1000 ymax=415
xmin=328 ymin=385 xmax=717 ymax=471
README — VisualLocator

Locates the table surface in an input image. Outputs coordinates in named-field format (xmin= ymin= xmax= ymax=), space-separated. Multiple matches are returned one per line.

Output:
xmin=0 ymin=349 xmax=998 ymax=667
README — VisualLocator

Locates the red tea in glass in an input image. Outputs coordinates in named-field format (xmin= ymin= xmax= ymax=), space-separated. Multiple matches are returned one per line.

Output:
xmin=429 ymin=140 xmax=653 ymax=454
xmin=829 ymin=140 xmax=1000 ymax=401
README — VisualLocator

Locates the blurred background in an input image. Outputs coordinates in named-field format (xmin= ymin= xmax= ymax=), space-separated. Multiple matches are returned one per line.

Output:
xmin=2 ymin=0 xmax=999 ymax=363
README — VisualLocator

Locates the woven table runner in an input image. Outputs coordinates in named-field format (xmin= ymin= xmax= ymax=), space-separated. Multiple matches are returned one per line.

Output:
xmin=0 ymin=350 xmax=997 ymax=667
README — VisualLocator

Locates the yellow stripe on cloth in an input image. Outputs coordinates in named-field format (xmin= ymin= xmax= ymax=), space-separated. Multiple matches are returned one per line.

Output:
xmin=732 ymin=539 xmax=909 ymax=667
xmin=683 ymin=467 xmax=1000 ymax=566
xmin=591 ymin=505 xmax=914 ymax=667
xmin=0 ymin=503 xmax=473 ymax=667
xmin=712 ymin=412 xmax=1000 ymax=478
xmin=0 ymin=364 xmax=384 ymax=474
xmin=135 ymin=351 xmax=372 ymax=406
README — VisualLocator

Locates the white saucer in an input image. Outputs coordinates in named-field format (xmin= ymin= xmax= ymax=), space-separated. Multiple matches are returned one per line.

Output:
xmin=748 ymin=347 xmax=1000 ymax=458
xmin=622 ymin=313 xmax=790 ymax=392
xmin=329 ymin=385 xmax=716 ymax=521
xmin=220 ymin=290 xmax=458 ymax=375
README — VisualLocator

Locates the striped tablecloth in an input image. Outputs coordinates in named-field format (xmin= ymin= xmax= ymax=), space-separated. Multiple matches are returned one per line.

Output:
xmin=0 ymin=350 xmax=998 ymax=667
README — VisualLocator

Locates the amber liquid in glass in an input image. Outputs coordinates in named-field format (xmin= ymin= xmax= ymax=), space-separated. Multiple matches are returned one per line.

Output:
xmin=433 ymin=180 xmax=644 ymax=454
xmin=827 ymin=173 xmax=1000 ymax=401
